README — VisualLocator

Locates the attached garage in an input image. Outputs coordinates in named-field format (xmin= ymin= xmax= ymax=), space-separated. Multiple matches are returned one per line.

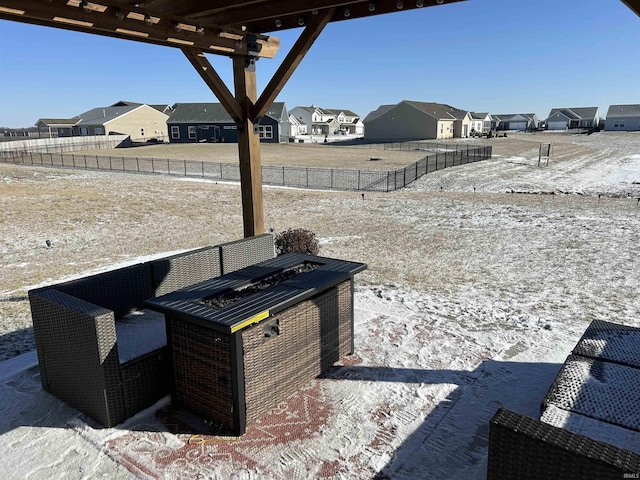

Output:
xmin=510 ymin=121 xmax=527 ymax=131
xmin=547 ymin=121 xmax=568 ymax=130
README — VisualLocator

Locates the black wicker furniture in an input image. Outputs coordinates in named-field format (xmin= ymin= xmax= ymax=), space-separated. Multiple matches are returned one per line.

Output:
xmin=488 ymin=319 xmax=640 ymax=479
xmin=28 ymin=234 xmax=275 ymax=427
xmin=145 ymin=253 xmax=366 ymax=435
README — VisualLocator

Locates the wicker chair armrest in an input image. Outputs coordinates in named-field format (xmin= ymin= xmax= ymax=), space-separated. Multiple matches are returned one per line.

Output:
xmin=487 ymin=408 xmax=640 ymax=480
xmin=29 ymin=288 xmax=126 ymax=426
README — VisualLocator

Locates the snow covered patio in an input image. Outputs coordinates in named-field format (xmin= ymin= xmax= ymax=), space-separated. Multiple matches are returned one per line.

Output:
xmin=0 ymin=286 xmax=568 ymax=479
xmin=1 ymin=132 xmax=640 ymax=478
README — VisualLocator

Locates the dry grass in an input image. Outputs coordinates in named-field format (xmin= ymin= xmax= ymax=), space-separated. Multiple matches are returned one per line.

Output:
xmin=72 ymin=141 xmax=455 ymax=171
xmin=69 ymin=132 xmax=606 ymax=172
xmin=1 ymin=132 xmax=638 ymax=360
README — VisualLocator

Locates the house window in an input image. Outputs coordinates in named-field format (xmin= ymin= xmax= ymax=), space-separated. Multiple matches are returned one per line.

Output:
xmin=259 ymin=125 xmax=273 ymax=139
xmin=171 ymin=126 xmax=180 ymax=139
xmin=188 ymin=126 xmax=197 ymax=139
xmin=614 ymin=120 xmax=625 ymax=128
xmin=95 ymin=127 xmax=104 ymax=135
xmin=583 ymin=121 xmax=591 ymax=128
xmin=440 ymin=124 xmax=443 ymax=134
xmin=80 ymin=127 xmax=88 ymax=136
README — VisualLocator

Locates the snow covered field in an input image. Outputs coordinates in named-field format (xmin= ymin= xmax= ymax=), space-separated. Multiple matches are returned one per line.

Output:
xmin=0 ymin=131 xmax=639 ymax=478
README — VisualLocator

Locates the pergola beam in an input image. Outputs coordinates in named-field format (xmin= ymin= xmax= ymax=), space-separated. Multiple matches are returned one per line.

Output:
xmin=253 ymin=8 xmax=335 ymax=121
xmin=0 ymin=0 xmax=279 ymax=58
xmin=622 ymin=0 xmax=640 ymax=16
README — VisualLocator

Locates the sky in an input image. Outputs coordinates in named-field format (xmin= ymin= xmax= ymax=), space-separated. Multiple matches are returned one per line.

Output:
xmin=1 ymin=0 xmax=639 ymax=128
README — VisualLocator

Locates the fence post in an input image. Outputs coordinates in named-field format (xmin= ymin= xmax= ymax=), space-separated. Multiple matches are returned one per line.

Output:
xmin=282 ymin=166 xmax=285 ymax=186
xmin=167 ymin=159 xmax=170 ymax=175
xmin=358 ymin=170 xmax=361 ymax=190
xmin=331 ymin=169 xmax=334 ymax=189
xmin=184 ymin=159 xmax=187 ymax=176
xmin=201 ymin=161 xmax=204 ymax=177
xmin=306 ymin=167 xmax=309 ymax=187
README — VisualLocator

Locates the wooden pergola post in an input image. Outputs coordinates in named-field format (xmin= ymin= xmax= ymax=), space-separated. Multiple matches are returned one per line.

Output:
xmin=233 ymin=53 xmax=264 ymax=237
xmin=181 ymin=10 xmax=334 ymax=238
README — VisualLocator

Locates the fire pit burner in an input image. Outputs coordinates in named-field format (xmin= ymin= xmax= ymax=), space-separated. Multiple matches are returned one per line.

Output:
xmin=201 ymin=261 xmax=320 ymax=309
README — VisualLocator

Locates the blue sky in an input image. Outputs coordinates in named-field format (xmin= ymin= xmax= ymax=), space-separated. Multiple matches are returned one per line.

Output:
xmin=1 ymin=0 xmax=639 ymax=127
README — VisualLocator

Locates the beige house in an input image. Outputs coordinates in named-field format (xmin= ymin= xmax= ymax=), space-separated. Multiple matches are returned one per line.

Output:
xmin=363 ymin=100 xmax=466 ymax=141
xmin=450 ymin=110 xmax=473 ymax=138
xmin=74 ymin=101 xmax=169 ymax=141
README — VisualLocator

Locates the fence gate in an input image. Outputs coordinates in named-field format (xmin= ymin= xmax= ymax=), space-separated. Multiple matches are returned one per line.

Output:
xmin=538 ymin=143 xmax=552 ymax=167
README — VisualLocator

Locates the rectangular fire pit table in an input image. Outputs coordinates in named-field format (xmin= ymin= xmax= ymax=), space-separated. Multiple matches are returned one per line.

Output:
xmin=145 ymin=252 xmax=366 ymax=435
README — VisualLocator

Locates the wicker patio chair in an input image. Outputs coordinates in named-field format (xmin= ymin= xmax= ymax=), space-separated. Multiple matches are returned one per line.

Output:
xmin=219 ymin=233 xmax=276 ymax=274
xmin=29 ymin=263 xmax=164 ymax=427
xmin=29 ymin=235 xmax=276 ymax=427
xmin=488 ymin=408 xmax=640 ymax=480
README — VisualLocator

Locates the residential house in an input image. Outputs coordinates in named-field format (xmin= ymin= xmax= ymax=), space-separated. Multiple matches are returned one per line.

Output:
xmin=470 ymin=112 xmax=492 ymax=134
xmin=324 ymin=109 xmax=365 ymax=135
xmin=75 ymin=101 xmax=169 ymax=141
xmin=545 ymin=107 xmax=599 ymax=131
xmin=604 ymin=104 xmax=640 ymax=131
xmin=493 ymin=113 xmax=539 ymax=131
xmin=363 ymin=100 xmax=467 ymax=141
xmin=289 ymin=106 xmax=338 ymax=136
xmin=449 ymin=109 xmax=473 ymax=138
xmin=167 ymin=102 xmax=289 ymax=143
xmin=35 ymin=118 xmax=80 ymax=138
xmin=288 ymin=114 xmax=305 ymax=137
xmin=34 ymin=101 xmax=170 ymax=141
xmin=150 ymin=104 xmax=175 ymax=116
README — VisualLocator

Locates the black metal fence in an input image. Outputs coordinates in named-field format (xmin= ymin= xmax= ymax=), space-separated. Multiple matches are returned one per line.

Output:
xmin=0 ymin=143 xmax=492 ymax=192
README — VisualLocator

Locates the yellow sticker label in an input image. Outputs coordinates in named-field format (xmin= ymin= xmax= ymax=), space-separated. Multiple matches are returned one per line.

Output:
xmin=230 ymin=310 xmax=270 ymax=333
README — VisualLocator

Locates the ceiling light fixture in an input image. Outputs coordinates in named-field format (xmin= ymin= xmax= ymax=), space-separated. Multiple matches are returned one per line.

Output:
xmin=114 ymin=7 xmax=125 ymax=20
xmin=368 ymin=2 xmax=376 ymax=12
xmin=173 ymin=21 xmax=182 ymax=32
xmin=298 ymin=17 xmax=305 ymax=26
xmin=143 ymin=14 xmax=153 ymax=26
xmin=196 ymin=25 xmax=204 ymax=35
xmin=344 ymin=8 xmax=351 ymax=17
xmin=275 ymin=19 xmax=282 ymax=28
xmin=416 ymin=0 xmax=424 ymax=7
xmin=81 ymin=0 xmax=91 ymax=13
xmin=397 ymin=1 xmax=404 ymax=10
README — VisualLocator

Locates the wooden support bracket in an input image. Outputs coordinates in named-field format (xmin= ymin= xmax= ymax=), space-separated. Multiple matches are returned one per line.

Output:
xmin=181 ymin=47 xmax=243 ymax=122
xmin=253 ymin=8 xmax=335 ymax=121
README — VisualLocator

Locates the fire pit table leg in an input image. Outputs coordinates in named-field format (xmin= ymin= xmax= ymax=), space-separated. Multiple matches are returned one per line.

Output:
xmin=231 ymin=333 xmax=246 ymax=435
